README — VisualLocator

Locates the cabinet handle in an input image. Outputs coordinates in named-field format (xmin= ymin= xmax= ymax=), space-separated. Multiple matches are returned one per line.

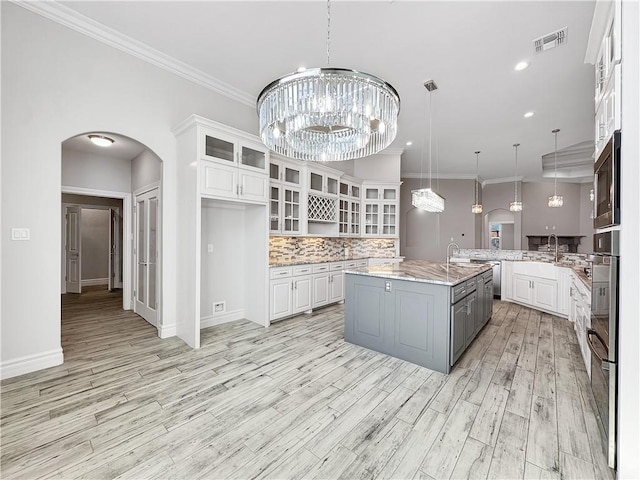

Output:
xmin=240 ymin=185 xmax=244 ymax=195
xmin=294 ymin=281 xmax=297 ymax=290
xmin=291 ymin=281 xmax=294 ymax=291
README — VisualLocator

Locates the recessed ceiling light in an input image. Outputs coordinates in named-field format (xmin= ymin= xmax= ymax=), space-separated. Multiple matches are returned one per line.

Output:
xmin=406 ymin=141 xmax=413 ymax=146
xmin=515 ymin=61 xmax=529 ymax=71
xmin=88 ymin=135 xmax=115 ymax=147
xmin=297 ymin=66 xmax=306 ymax=72
xmin=524 ymin=111 xmax=535 ymax=118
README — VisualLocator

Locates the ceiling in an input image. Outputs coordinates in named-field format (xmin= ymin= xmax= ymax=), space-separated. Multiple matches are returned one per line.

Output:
xmin=57 ymin=0 xmax=596 ymax=182
xmin=63 ymin=132 xmax=146 ymax=160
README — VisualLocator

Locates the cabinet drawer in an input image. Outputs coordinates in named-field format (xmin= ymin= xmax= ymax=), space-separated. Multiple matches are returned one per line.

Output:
xmin=330 ymin=262 xmax=345 ymax=271
xmin=312 ymin=264 xmax=330 ymax=273
xmin=356 ymin=260 xmax=368 ymax=267
xmin=293 ymin=265 xmax=312 ymax=276
xmin=466 ymin=280 xmax=477 ymax=292
xmin=452 ymin=283 xmax=467 ymax=304
xmin=344 ymin=261 xmax=358 ymax=269
xmin=270 ymin=267 xmax=292 ymax=279
xmin=483 ymin=271 xmax=493 ymax=283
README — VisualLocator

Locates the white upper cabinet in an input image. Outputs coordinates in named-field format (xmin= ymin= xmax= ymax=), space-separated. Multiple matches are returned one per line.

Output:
xmin=362 ymin=183 xmax=400 ymax=238
xmin=339 ymin=178 xmax=362 ymax=237
xmin=202 ymin=128 xmax=269 ymax=175
xmin=269 ymin=157 xmax=304 ymax=235
xmin=308 ymin=168 xmax=340 ymax=197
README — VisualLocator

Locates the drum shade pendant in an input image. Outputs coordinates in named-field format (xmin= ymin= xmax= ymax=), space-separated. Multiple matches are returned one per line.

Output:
xmin=548 ymin=128 xmax=564 ymax=207
xmin=509 ymin=143 xmax=523 ymax=212
xmin=257 ymin=0 xmax=400 ymax=162
xmin=472 ymin=151 xmax=483 ymax=214
xmin=412 ymin=80 xmax=445 ymax=212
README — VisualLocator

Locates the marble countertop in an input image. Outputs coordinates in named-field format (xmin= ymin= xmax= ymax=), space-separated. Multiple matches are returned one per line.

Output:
xmin=269 ymin=256 xmax=402 ymax=268
xmin=570 ymin=266 xmax=591 ymax=292
xmin=344 ymin=259 xmax=492 ymax=286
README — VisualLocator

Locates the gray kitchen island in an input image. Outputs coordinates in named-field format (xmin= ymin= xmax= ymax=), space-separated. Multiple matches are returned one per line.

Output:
xmin=344 ymin=260 xmax=494 ymax=374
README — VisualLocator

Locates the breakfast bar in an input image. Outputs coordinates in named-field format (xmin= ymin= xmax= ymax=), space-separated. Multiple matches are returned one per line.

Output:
xmin=344 ymin=260 xmax=493 ymax=374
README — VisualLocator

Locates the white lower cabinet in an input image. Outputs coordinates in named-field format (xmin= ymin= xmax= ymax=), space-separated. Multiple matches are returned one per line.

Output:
xmin=508 ymin=263 xmax=558 ymax=313
xmin=270 ymin=261 xmax=349 ymax=322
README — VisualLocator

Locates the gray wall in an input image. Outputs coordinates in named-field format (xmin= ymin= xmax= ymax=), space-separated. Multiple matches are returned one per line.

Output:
xmin=400 ymin=178 xmax=479 ymax=262
xmin=62 ymin=146 xmax=132 ymax=192
xmin=62 ymin=194 xmax=122 ymax=208
xmin=132 ymin=149 xmax=162 ymax=192
xmin=400 ymin=178 xmax=593 ymax=259
xmin=81 ymin=209 xmax=110 ymax=281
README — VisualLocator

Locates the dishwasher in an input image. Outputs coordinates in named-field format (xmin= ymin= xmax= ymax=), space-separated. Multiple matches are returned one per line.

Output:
xmin=471 ymin=260 xmax=501 ymax=298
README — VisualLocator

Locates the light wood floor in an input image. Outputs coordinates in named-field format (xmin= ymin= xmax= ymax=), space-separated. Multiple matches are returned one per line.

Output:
xmin=1 ymin=286 xmax=612 ymax=479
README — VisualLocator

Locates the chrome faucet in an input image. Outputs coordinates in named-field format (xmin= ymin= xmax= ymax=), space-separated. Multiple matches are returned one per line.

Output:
xmin=548 ymin=234 xmax=559 ymax=262
xmin=446 ymin=242 xmax=460 ymax=268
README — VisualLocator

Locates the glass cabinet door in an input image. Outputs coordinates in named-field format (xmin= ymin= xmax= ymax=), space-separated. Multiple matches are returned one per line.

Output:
xmin=270 ymin=185 xmax=281 ymax=232
xmin=283 ymin=188 xmax=301 ymax=234
xmin=350 ymin=201 xmax=360 ymax=235
xmin=365 ymin=188 xmax=380 ymax=200
xmin=270 ymin=161 xmax=281 ymax=181
xmin=364 ymin=203 xmax=379 ymax=235
xmin=339 ymin=199 xmax=349 ymax=234
xmin=309 ymin=172 xmax=323 ymax=193
xmin=284 ymin=166 xmax=301 ymax=185
xmin=241 ymin=145 xmax=266 ymax=171
xmin=327 ymin=176 xmax=339 ymax=195
xmin=204 ymin=134 xmax=235 ymax=163
xmin=382 ymin=204 xmax=397 ymax=235
xmin=383 ymin=188 xmax=397 ymax=200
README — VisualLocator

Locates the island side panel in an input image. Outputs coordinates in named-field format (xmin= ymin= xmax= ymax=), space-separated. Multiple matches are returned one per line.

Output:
xmin=345 ymin=273 xmax=452 ymax=374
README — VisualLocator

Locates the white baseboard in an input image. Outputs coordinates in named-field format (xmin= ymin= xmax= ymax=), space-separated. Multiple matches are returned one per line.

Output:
xmin=81 ymin=278 xmax=108 ymax=287
xmin=0 ymin=348 xmax=64 ymax=380
xmin=201 ymin=309 xmax=244 ymax=329
xmin=158 ymin=323 xmax=176 ymax=338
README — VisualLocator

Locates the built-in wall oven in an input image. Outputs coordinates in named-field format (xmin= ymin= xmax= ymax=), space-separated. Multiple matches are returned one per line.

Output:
xmin=588 ymin=230 xmax=619 ymax=469
xmin=593 ymin=130 xmax=621 ymax=228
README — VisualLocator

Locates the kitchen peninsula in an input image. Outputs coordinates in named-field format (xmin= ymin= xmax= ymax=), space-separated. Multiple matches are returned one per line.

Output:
xmin=344 ymin=260 xmax=493 ymax=374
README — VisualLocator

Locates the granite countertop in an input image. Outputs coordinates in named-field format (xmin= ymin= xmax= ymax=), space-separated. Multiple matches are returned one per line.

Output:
xmin=570 ymin=266 xmax=591 ymax=292
xmin=269 ymin=256 xmax=379 ymax=268
xmin=344 ymin=259 xmax=492 ymax=286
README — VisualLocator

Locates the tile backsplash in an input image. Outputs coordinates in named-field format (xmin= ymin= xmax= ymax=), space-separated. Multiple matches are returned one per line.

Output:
xmin=269 ymin=237 xmax=398 ymax=264
xmin=455 ymin=248 xmax=592 ymax=267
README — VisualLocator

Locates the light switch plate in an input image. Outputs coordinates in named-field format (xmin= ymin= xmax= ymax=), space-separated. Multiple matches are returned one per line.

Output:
xmin=11 ymin=228 xmax=30 ymax=241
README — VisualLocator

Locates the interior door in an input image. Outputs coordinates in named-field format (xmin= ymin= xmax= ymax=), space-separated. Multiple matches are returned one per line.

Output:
xmin=134 ymin=189 xmax=159 ymax=326
xmin=65 ymin=206 xmax=82 ymax=294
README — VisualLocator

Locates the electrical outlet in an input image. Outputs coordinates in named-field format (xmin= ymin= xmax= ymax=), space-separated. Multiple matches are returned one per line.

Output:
xmin=213 ymin=301 xmax=225 ymax=314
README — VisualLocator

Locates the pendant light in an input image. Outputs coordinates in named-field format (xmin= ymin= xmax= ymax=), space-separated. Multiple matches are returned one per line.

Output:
xmin=509 ymin=143 xmax=523 ymax=212
xmin=471 ymin=151 xmax=483 ymax=214
xmin=257 ymin=0 xmax=400 ymax=162
xmin=412 ymin=80 xmax=445 ymax=212
xmin=548 ymin=128 xmax=564 ymax=207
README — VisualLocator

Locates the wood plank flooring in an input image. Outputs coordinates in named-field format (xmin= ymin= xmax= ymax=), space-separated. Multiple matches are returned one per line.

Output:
xmin=1 ymin=286 xmax=612 ymax=479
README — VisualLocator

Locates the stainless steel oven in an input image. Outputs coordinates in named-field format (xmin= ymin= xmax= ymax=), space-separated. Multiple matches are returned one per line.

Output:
xmin=593 ymin=131 xmax=621 ymax=228
xmin=587 ymin=230 xmax=619 ymax=470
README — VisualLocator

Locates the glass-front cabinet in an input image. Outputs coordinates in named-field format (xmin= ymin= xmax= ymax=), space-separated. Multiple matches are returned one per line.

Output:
xmin=270 ymin=157 xmax=303 ymax=235
xmin=309 ymin=168 xmax=340 ymax=197
xmin=202 ymin=128 xmax=268 ymax=174
xmin=339 ymin=178 xmax=362 ymax=237
xmin=362 ymin=183 xmax=400 ymax=238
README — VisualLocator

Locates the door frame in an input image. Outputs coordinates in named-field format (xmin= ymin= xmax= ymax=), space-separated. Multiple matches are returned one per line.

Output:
xmin=61 ymin=186 xmax=132 ymax=310
xmin=133 ymin=184 xmax=161 ymax=327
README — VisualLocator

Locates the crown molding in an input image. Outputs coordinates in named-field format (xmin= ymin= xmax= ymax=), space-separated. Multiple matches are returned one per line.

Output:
xmin=13 ymin=0 xmax=255 ymax=107
xmin=482 ymin=176 xmax=524 ymax=187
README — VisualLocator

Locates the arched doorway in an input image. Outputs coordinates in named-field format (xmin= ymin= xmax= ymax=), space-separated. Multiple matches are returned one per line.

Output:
xmin=61 ymin=132 xmax=163 ymax=330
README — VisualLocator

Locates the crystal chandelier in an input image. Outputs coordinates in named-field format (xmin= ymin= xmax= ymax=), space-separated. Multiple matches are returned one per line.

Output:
xmin=548 ymin=128 xmax=564 ymax=208
xmin=412 ymin=80 xmax=445 ymax=212
xmin=510 ymin=143 xmax=523 ymax=212
xmin=472 ymin=151 xmax=483 ymax=214
xmin=256 ymin=0 xmax=400 ymax=162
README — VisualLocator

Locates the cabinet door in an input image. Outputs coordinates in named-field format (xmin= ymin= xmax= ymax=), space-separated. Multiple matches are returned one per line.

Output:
xmin=339 ymin=199 xmax=350 ymax=236
xmin=270 ymin=278 xmax=292 ymax=321
xmin=239 ymin=171 xmax=268 ymax=203
xmin=365 ymin=187 xmax=380 ymax=200
xmin=326 ymin=175 xmax=339 ymax=196
xmin=329 ymin=272 xmax=344 ymax=303
xmin=283 ymin=188 xmax=301 ymax=234
xmin=269 ymin=184 xmax=281 ymax=233
xmin=350 ymin=200 xmax=360 ymax=235
xmin=485 ymin=281 xmax=493 ymax=324
xmin=512 ymin=275 xmax=533 ymax=305
xmin=451 ymin=300 xmax=467 ymax=365
xmin=313 ymin=274 xmax=330 ymax=308
xmin=533 ymin=278 xmax=558 ymax=312
xmin=293 ymin=276 xmax=312 ymax=314
xmin=465 ymin=291 xmax=477 ymax=346
xmin=283 ymin=164 xmax=302 ymax=186
xmin=557 ymin=268 xmax=571 ymax=316
xmin=239 ymin=143 xmax=268 ymax=173
xmin=363 ymin=202 xmax=379 ymax=235
xmin=475 ymin=277 xmax=485 ymax=335
xmin=381 ymin=203 xmax=398 ymax=236
xmin=203 ymin=131 xmax=236 ymax=165
xmin=309 ymin=171 xmax=324 ymax=194
xmin=201 ymin=161 xmax=237 ymax=199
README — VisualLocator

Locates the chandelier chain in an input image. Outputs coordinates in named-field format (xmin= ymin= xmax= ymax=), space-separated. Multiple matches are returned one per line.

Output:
xmin=326 ymin=0 xmax=331 ymax=67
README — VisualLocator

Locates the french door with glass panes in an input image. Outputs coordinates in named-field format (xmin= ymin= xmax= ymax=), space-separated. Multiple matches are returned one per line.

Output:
xmin=134 ymin=188 xmax=159 ymax=326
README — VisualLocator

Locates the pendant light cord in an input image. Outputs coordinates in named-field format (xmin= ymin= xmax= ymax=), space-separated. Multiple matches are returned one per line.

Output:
xmin=326 ymin=0 xmax=331 ymax=67
xmin=429 ymin=89 xmax=433 ymax=189
xmin=553 ymin=129 xmax=559 ymax=196
xmin=513 ymin=143 xmax=520 ymax=202
xmin=475 ymin=151 xmax=480 ymax=203
xmin=419 ymin=91 xmax=426 ymax=189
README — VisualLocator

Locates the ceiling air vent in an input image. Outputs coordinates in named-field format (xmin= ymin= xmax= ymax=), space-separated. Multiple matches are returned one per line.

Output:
xmin=533 ymin=27 xmax=568 ymax=53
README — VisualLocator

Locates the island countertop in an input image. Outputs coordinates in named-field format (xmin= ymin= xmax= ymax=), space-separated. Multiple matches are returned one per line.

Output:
xmin=343 ymin=259 xmax=492 ymax=286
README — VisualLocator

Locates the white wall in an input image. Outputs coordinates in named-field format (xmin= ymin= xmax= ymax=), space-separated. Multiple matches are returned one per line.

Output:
xmin=62 ymin=147 xmax=132 ymax=192
xmin=1 ymin=3 xmax=256 ymax=377
xmin=354 ymin=153 xmax=401 ymax=182
xmin=132 ymin=149 xmax=162 ymax=193
xmin=81 ymin=209 xmax=110 ymax=282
